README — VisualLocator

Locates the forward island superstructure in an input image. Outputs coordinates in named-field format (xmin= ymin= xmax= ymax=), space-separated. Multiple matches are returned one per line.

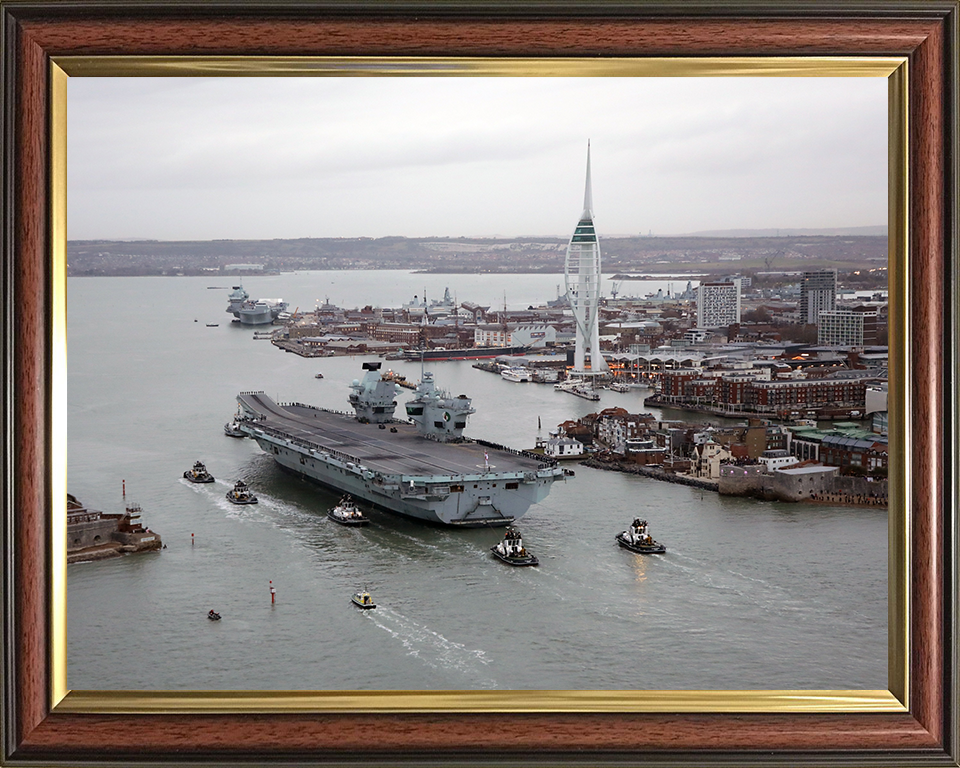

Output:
xmin=234 ymin=363 xmax=566 ymax=526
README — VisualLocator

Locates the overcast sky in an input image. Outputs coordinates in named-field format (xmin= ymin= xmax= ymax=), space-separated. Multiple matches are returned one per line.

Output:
xmin=67 ymin=76 xmax=887 ymax=240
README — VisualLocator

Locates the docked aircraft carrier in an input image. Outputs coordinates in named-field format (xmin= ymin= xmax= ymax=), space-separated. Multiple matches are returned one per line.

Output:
xmin=234 ymin=362 xmax=567 ymax=526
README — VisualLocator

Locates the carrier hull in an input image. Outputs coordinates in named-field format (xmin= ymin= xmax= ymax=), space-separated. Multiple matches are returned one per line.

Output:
xmin=236 ymin=392 xmax=564 ymax=527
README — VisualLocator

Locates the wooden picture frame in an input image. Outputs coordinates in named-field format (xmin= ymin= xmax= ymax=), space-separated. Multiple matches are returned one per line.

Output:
xmin=2 ymin=2 xmax=957 ymax=765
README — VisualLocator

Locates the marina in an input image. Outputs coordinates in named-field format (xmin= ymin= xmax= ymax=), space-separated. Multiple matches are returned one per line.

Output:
xmin=66 ymin=273 xmax=887 ymax=692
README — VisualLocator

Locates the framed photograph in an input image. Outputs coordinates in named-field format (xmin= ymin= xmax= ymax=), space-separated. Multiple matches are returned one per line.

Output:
xmin=2 ymin=2 xmax=957 ymax=765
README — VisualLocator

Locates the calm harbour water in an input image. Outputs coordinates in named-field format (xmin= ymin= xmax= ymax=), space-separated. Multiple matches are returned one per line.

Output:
xmin=66 ymin=271 xmax=887 ymax=691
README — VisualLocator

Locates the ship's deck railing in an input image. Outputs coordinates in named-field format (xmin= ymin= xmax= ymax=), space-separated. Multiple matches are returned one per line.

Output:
xmin=472 ymin=438 xmax=559 ymax=471
xmin=279 ymin=401 xmax=355 ymax=419
xmin=279 ymin=401 xmax=408 ymax=425
xmin=246 ymin=422 xmax=366 ymax=468
xmin=241 ymin=394 xmax=558 ymax=473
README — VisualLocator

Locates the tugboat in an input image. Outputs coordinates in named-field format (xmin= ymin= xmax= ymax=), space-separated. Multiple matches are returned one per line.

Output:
xmin=615 ymin=518 xmax=666 ymax=554
xmin=351 ymin=589 xmax=376 ymax=609
xmin=226 ymin=480 xmax=258 ymax=505
xmin=183 ymin=460 xmax=215 ymax=484
xmin=491 ymin=527 xmax=539 ymax=566
xmin=327 ymin=496 xmax=369 ymax=526
xmin=224 ymin=419 xmax=245 ymax=438
xmin=207 ymin=610 xmax=221 ymax=621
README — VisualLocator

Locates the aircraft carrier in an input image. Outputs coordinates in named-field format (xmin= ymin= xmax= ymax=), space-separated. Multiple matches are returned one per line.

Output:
xmin=234 ymin=362 xmax=567 ymax=526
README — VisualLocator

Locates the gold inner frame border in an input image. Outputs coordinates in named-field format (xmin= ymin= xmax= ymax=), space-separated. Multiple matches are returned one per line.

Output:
xmin=49 ymin=55 xmax=909 ymax=715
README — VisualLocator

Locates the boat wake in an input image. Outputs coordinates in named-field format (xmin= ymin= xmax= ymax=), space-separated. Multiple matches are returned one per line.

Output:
xmin=365 ymin=608 xmax=498 ymax=689
xmin=657 ymin=551 xmax=824 ymax=619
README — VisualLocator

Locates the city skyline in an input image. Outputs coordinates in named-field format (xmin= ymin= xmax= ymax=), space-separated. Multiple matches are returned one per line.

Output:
xmin=68 ymin=76 xmax=887 ymax=241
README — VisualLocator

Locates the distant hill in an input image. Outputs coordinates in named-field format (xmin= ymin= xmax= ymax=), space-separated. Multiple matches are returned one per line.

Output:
xmin=675 ymin=226 xmax=888 ymax=238
xmin=67 ymin=232 xmax=888 ymax=277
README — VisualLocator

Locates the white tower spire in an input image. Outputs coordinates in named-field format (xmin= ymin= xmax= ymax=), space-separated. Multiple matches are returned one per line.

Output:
xmin=564 ymin=142 xmax=608 ymax=375
xmin=582 ymin=139 xmax=594 ymax=218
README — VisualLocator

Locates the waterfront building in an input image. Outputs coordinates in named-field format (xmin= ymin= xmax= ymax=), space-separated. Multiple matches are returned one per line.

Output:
xmin=770 ymin=465 xmax=842 ymax=500
xmin=820 ymin=434 xmax=888 ymax=473
xmin=543 ymin=434 xmax=584 ymax=458
xmin=659 ymin=368 xmax=706 ymax=402
xmin=696 ymin=280 xmax=742 ymax=328
xmin=692 ymin=439 xmax=732 ymax=479
xmin=67 ymin=494 xmax=161 ymax=562
xmin=564 ymin=142 xmax=608 ymax=375
xmin=866 ymin=382 xmax=888 ymax=436
xmin=624 ymin=438 xmax=667 ymax=464
xmin=718 ymin=464 xmax=844 ymax=502
xmin=746 ymin=375 xmax=871 ymax=416
xmin=786 ymin=422 xmax=888 ymax=469
xmin=800 ymin=269 xmax=837 ymax=324
xmin=595 ymin=408 xmax=656 ymax=453
xmin=369 ymin=322 xmax=425 ymax=345
xmin=758 ymin=449 xmax=800 ymax=472
xmin=474 ymin=323 xmax=557 ymax=348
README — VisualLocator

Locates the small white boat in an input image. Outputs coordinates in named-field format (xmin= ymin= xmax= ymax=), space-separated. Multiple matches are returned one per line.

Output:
xmin=224 ymin=418 xmax=245 ymax=437
xmin=500 ymin=366 xmax=533 ymax=383
xmin=327 ymin=496 xmax=368 ymax=526
xmin=351 ymin=590 xmax=376 ymax=609
xmin=568 ymin=384 xmax=600 ymax=401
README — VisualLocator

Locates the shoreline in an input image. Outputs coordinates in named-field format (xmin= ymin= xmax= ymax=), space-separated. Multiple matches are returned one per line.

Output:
xmin=580 ymin=457 xmax=885 ymax=508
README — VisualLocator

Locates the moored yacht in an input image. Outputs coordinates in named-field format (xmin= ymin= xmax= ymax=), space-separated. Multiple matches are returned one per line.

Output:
xmin=500 ymin=366 xmax=533 ymax=383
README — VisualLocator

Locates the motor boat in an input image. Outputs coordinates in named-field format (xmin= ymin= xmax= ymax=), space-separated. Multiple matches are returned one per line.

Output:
xmin=491 ymin=527 xmax=539 ymax=566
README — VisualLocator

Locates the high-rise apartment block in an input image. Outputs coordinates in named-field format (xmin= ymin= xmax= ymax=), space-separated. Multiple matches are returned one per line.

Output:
xmin=696 ymin=280 xmax=741 ymax=329
xmin=800 ymin=269 xmax=837 ymax=324
xmin=818 ymin=307 xmax=879 ymax=346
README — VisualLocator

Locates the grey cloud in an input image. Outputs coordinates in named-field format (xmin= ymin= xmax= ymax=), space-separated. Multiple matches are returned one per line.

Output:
xmin=68 ymin=77 xmax=887 ymax=239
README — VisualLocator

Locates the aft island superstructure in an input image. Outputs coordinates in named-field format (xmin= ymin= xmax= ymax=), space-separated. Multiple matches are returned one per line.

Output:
xmin=234 ymin=363 xmax=566 ymax=526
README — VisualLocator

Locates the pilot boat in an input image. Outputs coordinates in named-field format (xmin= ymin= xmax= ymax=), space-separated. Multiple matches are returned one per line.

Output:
xmin=351 ymin=589 xmax=376 ymax=609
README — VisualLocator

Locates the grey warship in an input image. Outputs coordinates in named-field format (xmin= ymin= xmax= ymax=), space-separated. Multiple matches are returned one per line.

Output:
xmin=225 ymin=284 xmax=287 ymax=325
xmin=234 ymin=362 xmax=566 ymax=526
